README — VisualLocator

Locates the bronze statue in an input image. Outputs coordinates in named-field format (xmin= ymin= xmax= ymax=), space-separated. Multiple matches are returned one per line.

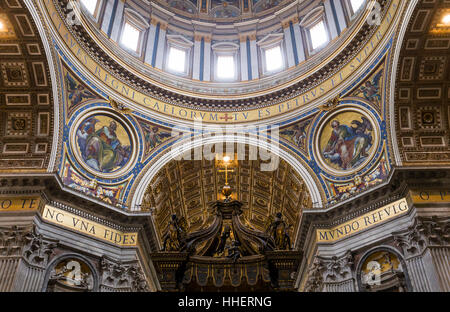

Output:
xmin=226 ymin=240 xmax=241 ymax=263
xmin=162 ymin=214 xmax=187 ymax=251
xmin=215 ymin=225 xmax=232 ymax=256
xmin=265 ymin=212 xmax=291 ymax=250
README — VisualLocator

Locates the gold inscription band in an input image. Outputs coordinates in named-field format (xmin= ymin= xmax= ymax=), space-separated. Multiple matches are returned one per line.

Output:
xmin=42 ymin=205 xmax=138 ymax=246
xmin=42 ymin=0 xmax=400 ymax=123
xmin=0 ymin=196 xmax=40 ymax=212
xmin=316 ymin=198 xmax=409 ymax=243
xmin=410 ymin=190 xmax=450 ymax=204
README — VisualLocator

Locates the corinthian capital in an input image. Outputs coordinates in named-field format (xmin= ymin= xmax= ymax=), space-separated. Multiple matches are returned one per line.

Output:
xmin=0 ymin=225 xmax=32 ymax=257
xmin=304 ymin=251 xmax=354 ymax=291
xmin=393 ymin=216 xmax=450 ymax=257
xmin=100 ymin=256 xmax=149 ymax=292
xmin=22 ymin=225 xmax=58 ymax=267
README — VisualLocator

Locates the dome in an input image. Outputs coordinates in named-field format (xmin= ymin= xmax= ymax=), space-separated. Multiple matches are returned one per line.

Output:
xmin=65 ymin=0 xmax=370 ymax=110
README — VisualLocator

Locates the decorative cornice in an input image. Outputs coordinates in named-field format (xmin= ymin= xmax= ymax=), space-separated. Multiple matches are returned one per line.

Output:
xmin=296 ymin=167 xmax=450 ymax=251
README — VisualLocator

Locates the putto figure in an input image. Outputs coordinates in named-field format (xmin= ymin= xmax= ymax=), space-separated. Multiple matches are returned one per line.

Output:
xmin=322 ymin=117 xmax=373 ymax=170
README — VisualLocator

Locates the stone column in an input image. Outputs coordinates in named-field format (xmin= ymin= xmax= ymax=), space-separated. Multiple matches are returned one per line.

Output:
xmin=249 ymin=34 xmax=259 ymax=80
xmin=282 ymin=20 xmax=296 ymax=68
xmin=144 ymin=18 xmax=159 ymax=66
xmin=333 ymin=0 xmax=348 ymax=33
xmin=193 ymin=35 xmax=203 ymax=80
xmin=324 ymin=0 xmax=339 ymax=39
xmin=291 ymin=17 xmax=306 ymax=64
xmin=239 ymin=35 xmax=249 ymax=81
xmin=193 ymin=34 xmax=211 ymax=81
xmin=154 ymin=22 xmax=168 ymax=70
xmin=393 ymin=216 xmax=450 ymax=292
xmin=203 ymin=36 xmax=211 ymax=82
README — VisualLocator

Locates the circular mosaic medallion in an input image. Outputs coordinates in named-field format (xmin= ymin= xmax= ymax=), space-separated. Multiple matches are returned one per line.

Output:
xmin=71 ymin=108 xmax=137 ymax=179
xmin=314 ymin=106 xmax=380 ymax=176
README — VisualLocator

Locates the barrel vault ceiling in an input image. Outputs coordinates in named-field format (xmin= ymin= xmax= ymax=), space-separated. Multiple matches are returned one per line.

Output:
xmin=0 ymin=0 xmax=53 ymax=171
xmin=144 ymin=152 xmax=313 ymax=245
xmin=395 ymin=0 xmax=450 ymax=166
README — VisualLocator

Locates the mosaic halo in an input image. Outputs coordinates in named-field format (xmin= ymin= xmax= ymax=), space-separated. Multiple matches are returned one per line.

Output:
xmin=70 ymin=108 xmax=138 ymax=180
xmin=314 ymin=105 xmax=380 ymax=177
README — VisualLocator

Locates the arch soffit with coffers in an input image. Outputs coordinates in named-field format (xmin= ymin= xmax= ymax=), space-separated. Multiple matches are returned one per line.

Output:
xmin=388 ymin=0 xmax=450 ymax=167
xmin=0 ymin=0 xmax=62 ymax=174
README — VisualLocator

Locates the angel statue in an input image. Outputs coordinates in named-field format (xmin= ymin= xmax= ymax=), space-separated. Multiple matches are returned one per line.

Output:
xmin=140 ymin=123 xmax=172 ymax=151
xmin=162 ymin=214 xmax=188 ymax=251
xmin=265 ymin=212 xmax=291 ymax=250
xmin=226 ymin=240 xmax=241 ymax=263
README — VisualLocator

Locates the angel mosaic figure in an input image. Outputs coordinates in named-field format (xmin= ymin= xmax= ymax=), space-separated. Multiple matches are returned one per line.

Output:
xmin=280 ymin=120 xmax=311 ymax=149
xmin=357 ymin=70 xmax=383 ymax=104
xmin=66 ymin=73 xmax=96 ymax=107
xmin=139 ymin=122 xmax=172 ymax=154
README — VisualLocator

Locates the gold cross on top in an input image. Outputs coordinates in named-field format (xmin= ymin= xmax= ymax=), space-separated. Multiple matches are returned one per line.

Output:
xmin=217 ymin=155 xmax=235 ymax=186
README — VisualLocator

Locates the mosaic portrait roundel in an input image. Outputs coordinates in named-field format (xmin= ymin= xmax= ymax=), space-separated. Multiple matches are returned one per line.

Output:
xmin=316 ymin=107 xmax=380 ymax=175
xmin=74 ymin=113 xmax=134 ymax=175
